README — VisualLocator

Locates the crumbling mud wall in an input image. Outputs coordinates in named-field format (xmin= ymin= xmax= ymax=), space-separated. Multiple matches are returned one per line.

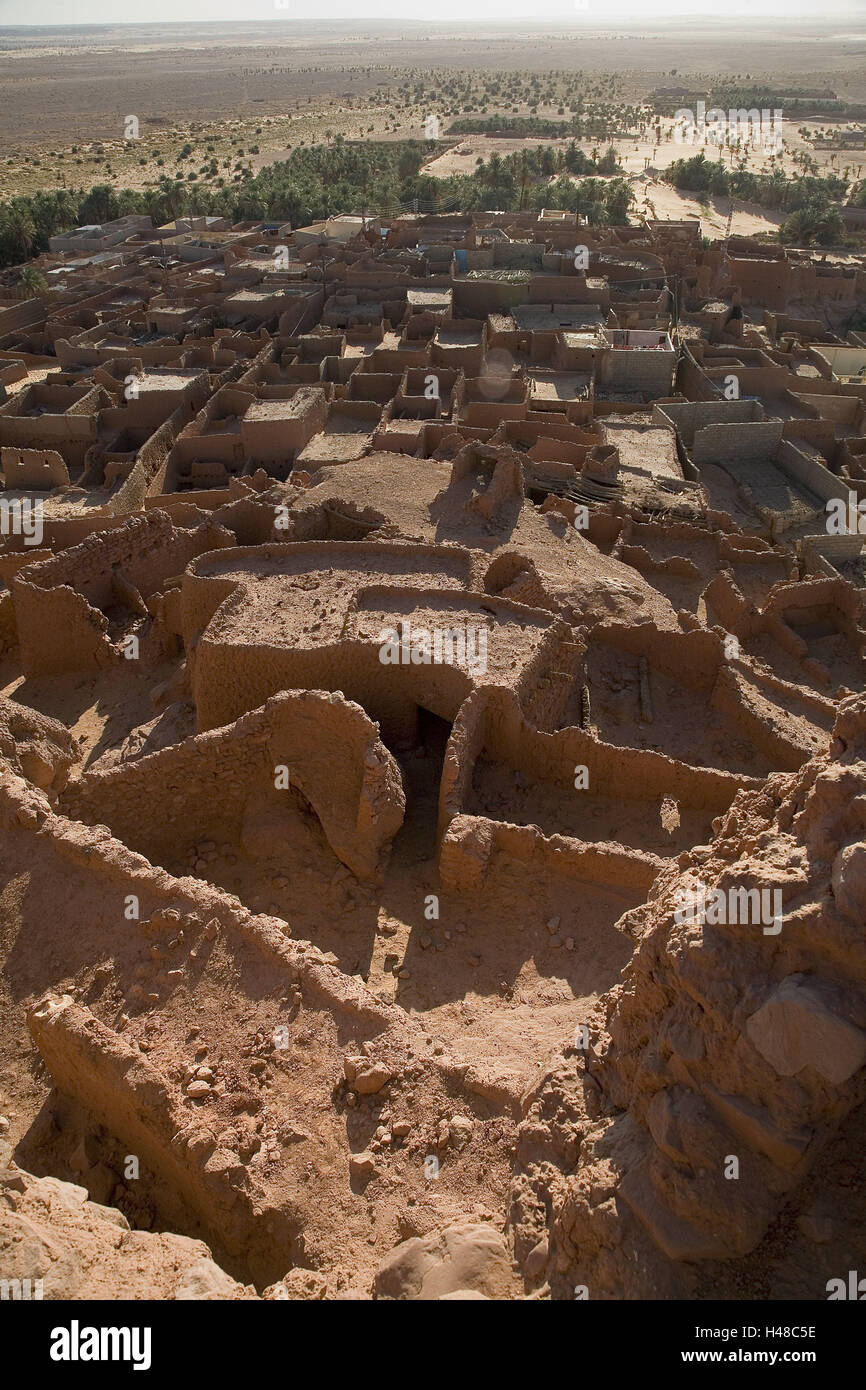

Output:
xmin=0 ymin=761 xmax=529 ymax=1289
xmin=62 ymin=689 xmax=406 ymax=882
xmin=437 ymin=686 xmax=760 ymax=893
xmin=106 ymin=405 xmax=193 ymax=515
xmin=11 ymin=510 xmax=235 ymax=676
xmin=180 ymin=540 xmax=569 ymax=740
xmin=439 ymin=811 xmax=667 ymax=896
xmin=3 ymin=209 xmax=866 ymax=1302
xmin=587 ymin=614 xmax=834 ymax=770
xmin=27 ymin=991 xmax=304 ymax=1285
xmin=182 ymin=540 xmax=477 ymax=654
xmin=541 ymin=695 xmax=866 ymax=1297
xmin=0 ymin=695 xmax=79 ymax=793
xmin=0 ymin=446 xmax=69 ymax=489
xmin=0 ymin=762 xmax=403 ymax=1036
xmin=704 ymin=571 xmax=866 ymax=699
xmin=0 ymin=1142 xmax=256 ymax=1301
xmin=708 ymin=664 xmax=830 ymax=770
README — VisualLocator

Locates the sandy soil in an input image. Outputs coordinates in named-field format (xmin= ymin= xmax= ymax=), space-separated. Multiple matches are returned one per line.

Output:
xmin=2 ymin=19 xmax=866 ymax=222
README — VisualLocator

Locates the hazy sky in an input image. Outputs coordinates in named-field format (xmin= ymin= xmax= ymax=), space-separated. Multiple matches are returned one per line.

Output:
xmin=0 ymin=0 xmax=862 ymax=25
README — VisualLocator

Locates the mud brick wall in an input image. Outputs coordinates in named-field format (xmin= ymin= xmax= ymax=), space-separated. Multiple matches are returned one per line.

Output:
xmin=514 ymin=623 xmax=581 ymax=732
xmin=426 ymin=331 xmax=482 ymax=373
xmin=451 ymin=277 xmax=529 ymax=318
xmin=804 ymin=535 xmax=866 ymax=579
xmin=777 ymin=437 xmax=847 ymax=506
xmin=599 ymin=347 xmax=675 ymax=396
xmin=717 ymin=363 xmax=799 ymax=397
xmin=591 ymin=621 xmax=723 ymax=694
xmin=0 ymin=361 xmax=28 ymax=393
xmin=182 ymin=540 xmax=564 ymax=742
xmin=63 ymin=690 xmax=405 ymax=881
xmin=528 ymin=275 xmax=609 ymax=309
xmin=492 ymin=242 xmax=543 ymax=271
xmin=438 ymin=689 xmax=488 ymax=841
xmin=13 ymin=578 xmax=113 ymax=677
xmin=0 ymin=447 xmax=69 ymax=489
xmin=654 ymin=399 xmax=762 ymax=448
xmin=703 ymin=570 xmax=748 ymax=631
xmin=0 ymin=409 xmax=98 ymax=454
xmin=369 ymin=345 xmax=429 ymax=373
xmin=794 ymin=394 xmax=863 ymax=427
xmin=2 ymin=765 xmax=400 ymax=1036
xmin=240 ymin=388 xmax=328 ymax=459
xmin=709 ymin=664 xmax=822 ymax=771
xmin=191 ymin=631 xmax=472 ymax=743
xmin=436 ymin=687 xmax=755 ymax=874
xmin=182 ymin=540 xmax=477 ymax=649
xmin=781 ymin=417 xmax=836 ymax=459
xmin=728 ymin=257 xmax=792 ymax=308
xmin=691 ymin=420 xmax=783 ymax=465
xmin=65 ymin=713 xmax=267 ymax=859
xmin=800 ymin=267 xmax=858 ymax=302
xmin=478 ymin=687 xmax=754 ymax=810
xmin=28 ymin=511 xmax=229 ymax=609
xmin=114 ymin=411 xmax=184 ymax=513
xmin=438 ymin=811 xmax=663 ymax=894
xmin=0 ymin=300 xmax=46 ymax=335
xmin=492 ymin=820 xmax=663 ymax=889
xmin=765 ymin=575 xmax=865 ymax=639
xmin=12 ymin=512 xmax=234 ymax=676
xmin=617 ymin=542 xmax=699 ymax=580
xmin=768 ymin=313 xmax=826 ymax=340
xmin=460 ymin=391 xmax=527 ymax=428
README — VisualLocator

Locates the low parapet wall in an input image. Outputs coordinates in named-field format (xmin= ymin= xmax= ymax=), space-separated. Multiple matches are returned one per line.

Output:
xmin=12 ymin=510 xmax=235 ymax=676
xmin=62 ymin=689 xmax=405 ymax=882
xmin=437 ymin=685 xmax=758 ymax=891
xmin=439 ymin=811 xmax=664 ymax=895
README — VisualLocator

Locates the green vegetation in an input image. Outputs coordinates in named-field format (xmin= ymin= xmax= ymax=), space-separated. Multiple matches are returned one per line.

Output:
xmin=709 ymin=86 xmax=837 ymax=103
xmin=662 ymin=152 xmax=851 ymax=245
xmin=651 ymin=84 xmax=866 ymax=119
xmin=779 ymin=204 xmax=845 ymax=247
xmin=708 ymin=88 xmax=866 ymax=120
xmin=16 ymin=264 xmax=48 ymax=294
xmin=0 ymin=128 xmax=858 ymax=270
xmin=664 ymin=151 xmax=848 ymax=207
xmin=0 ymin=140 xmax=635 ymax=270
xmin=449 ymin=116 xmax=574 ymax=138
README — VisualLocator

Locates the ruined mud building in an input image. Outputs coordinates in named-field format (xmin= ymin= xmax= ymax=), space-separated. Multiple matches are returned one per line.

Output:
xmin=2 ymin=207 xmax=866 ymax=1300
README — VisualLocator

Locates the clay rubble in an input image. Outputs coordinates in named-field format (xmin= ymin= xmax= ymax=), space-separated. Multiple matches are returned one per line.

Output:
xmin=1 ymin=209 xmax=866 ymax=1300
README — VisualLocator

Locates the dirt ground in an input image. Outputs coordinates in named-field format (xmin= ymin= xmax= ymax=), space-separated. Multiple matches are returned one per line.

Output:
xmin=0 ymin=596 xmax=639 ymax=1083
xmin=2 ymin=18 xmax=866 ymax=224
xmin=1 ymin=18 xmax=865 ymax=1307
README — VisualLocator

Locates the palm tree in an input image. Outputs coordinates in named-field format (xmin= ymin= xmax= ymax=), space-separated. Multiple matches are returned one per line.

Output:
xmin=78 ymin=183 xmax=118 ymax=225
xmin=2 ymin=205 xmax=37 ymax=263
xmin=18 ymin=265 xmax=48 ymax=295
